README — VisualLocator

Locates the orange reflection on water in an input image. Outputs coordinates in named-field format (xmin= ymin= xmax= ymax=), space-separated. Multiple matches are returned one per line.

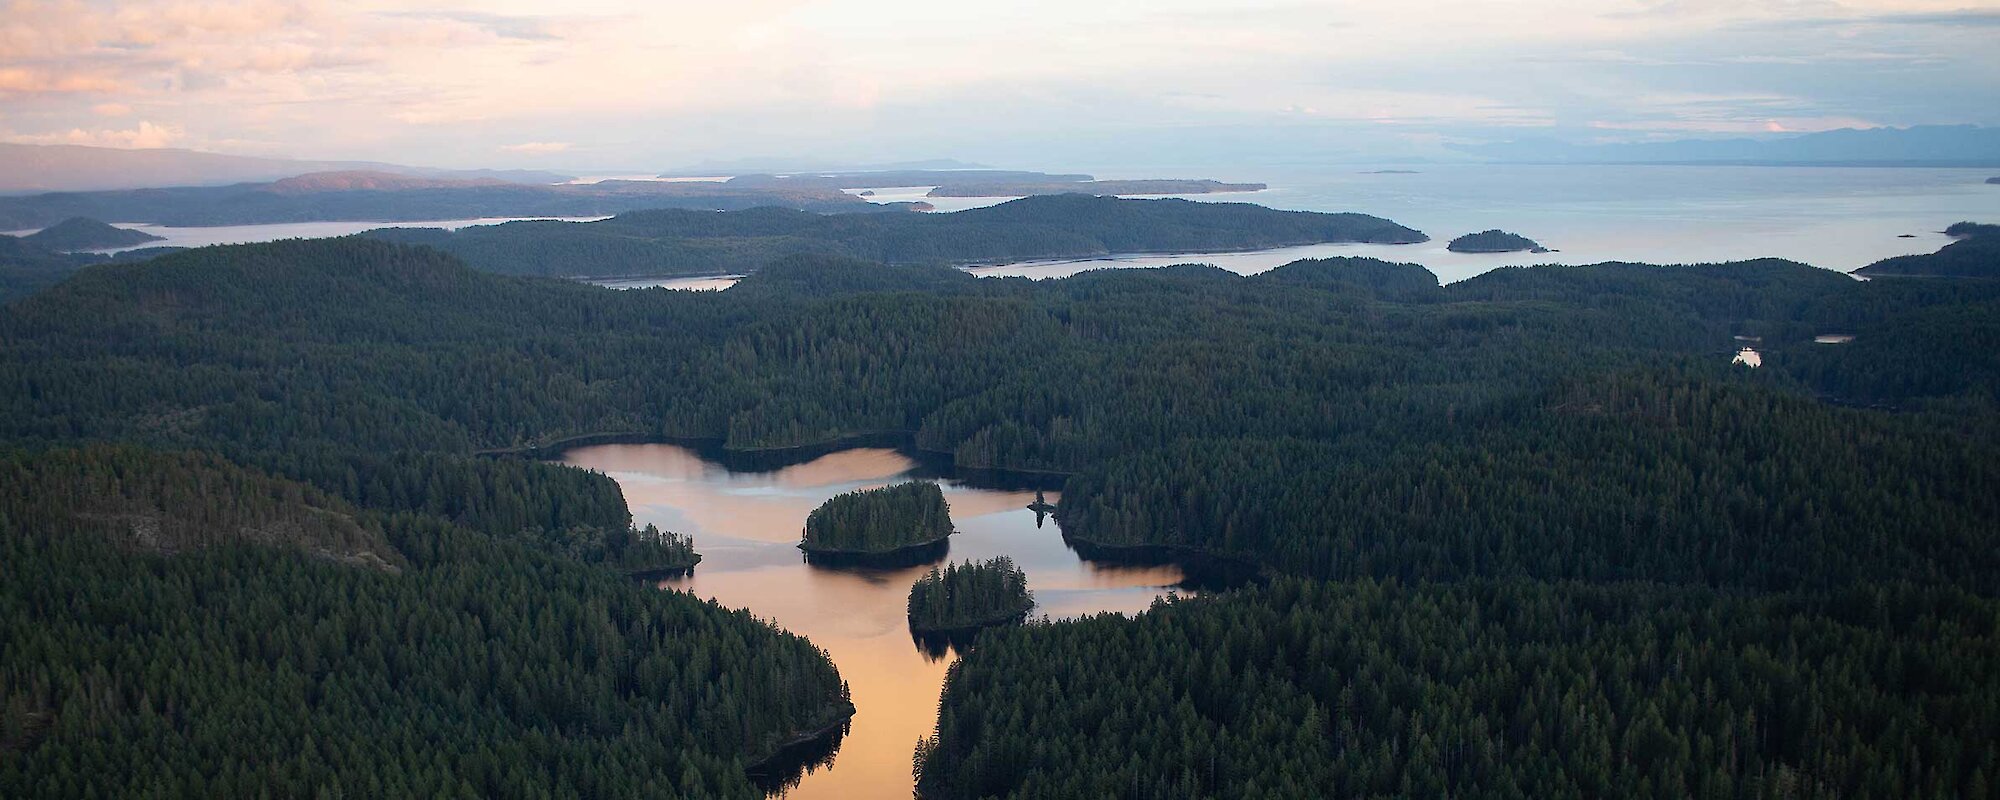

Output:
xmin=565 ymin=443 xmax=1184 ymax=799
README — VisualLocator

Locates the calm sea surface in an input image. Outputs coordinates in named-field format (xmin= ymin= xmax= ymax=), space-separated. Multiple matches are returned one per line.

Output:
xmin=614 ymin=164 xmax=2000 ymax=289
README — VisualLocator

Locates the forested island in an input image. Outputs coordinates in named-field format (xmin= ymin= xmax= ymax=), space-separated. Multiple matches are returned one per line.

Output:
xmin=926 ymin=179 xmax=1266 ymax=197
xmin=1447 ymin=229 xmax=1549 ymax=253
xmin=2 ymin=219 xmax=1997 ymax=796
xmin=906 ymin=557 xmax=1035 ymax=635
xmin=20 ymin=217 xmax=163 ymax=251
xmin=363 ymin=194 xmax=1427 ymax=279
xmin=798 ymin=481 xmax=954 ymax=564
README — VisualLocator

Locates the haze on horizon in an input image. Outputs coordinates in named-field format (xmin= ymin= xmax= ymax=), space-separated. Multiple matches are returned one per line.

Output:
xmin=2 ymin=0 xmax=1997 ymax=171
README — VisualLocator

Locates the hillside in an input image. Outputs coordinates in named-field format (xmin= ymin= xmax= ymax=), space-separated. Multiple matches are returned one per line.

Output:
xmin=0 ymin=447 xmax=849 ymax=797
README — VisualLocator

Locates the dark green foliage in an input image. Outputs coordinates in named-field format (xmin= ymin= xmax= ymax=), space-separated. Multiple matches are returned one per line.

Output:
xmin=907 ymin=557 xmax=1034 ymax=633
xmin=1856 ymin=222 xmax=2000 ymax=277
xmin=0 ymin=446 xmax=850 ymax=798
xmin=801 ymin=480 xmax=953 ymax=554
xmin=0 ymin=444 xmax=399 ymax=570
xmin=5 ymin=234 xmax=2000 ymax=797
xmin=918 ymin=579 xmax=2000 ymax=800
xmin=1447 ymin=229 xmax=1546 ymax=253
xmin=1259 ymin=256 xmax=1442 ymax=301
xmin=531 ymin=522 xmax=699 ymax=575
xmin=1058 ymin=371 xmax=2000 ymax=594
xmin=20 ymin=217 xmax=163 ymax=251
xmin=363 ymin=195 xmax=1428 ymax=278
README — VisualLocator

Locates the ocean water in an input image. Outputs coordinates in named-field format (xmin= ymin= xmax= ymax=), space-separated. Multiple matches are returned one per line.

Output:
xmin=623 ymin=164 xmax=2000 ymax=289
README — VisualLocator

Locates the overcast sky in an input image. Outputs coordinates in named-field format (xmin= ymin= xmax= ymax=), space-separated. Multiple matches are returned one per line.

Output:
xmin=2 ymin=0 xmax=1996 ymax=169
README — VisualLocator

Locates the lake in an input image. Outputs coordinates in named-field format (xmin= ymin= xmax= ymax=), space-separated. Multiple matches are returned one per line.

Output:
xmin=612 ymin=164 xmax=1999 ymax=289
xmin=556 ymin=442 xmax=1186 ymax=799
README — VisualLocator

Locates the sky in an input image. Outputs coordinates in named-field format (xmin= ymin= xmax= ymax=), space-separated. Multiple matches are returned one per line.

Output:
xmin=1 ymin=0 xmax=1997 ymax=170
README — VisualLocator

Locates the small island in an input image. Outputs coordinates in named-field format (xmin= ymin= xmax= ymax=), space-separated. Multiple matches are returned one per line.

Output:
xmin=23 ymin=217 xmax=164 ymax=252
xmin=800 ymin=480 xmax=954 ymax=566
xmin=1447 ymin=229 xmax=1549 ymax=254
xmin=907 ymin=556 xmax=1034 ymax=638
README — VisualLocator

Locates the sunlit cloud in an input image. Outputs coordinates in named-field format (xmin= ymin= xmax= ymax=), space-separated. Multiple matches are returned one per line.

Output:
xmin=9 ymin=120 xmax=186 ymax=148
xmin=0 ymin=0 xmax=1991 ymax=165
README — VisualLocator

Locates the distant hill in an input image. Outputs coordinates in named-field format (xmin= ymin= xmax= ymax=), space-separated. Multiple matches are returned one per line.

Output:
xmin=1448 ymin=230 xmax=1548 ymax=253
xmin=22 ymin=217 xmax=164 ymax=251
xmin=1460 ymin=125 xmax=2000 ymax=167
xmin=659 ymin=157 xmax=990 ymax=176
xmin=0 ymin=174 xmax=900 ymax=230
xmin=364 ymin=194 xmax=1428 ymax=279
xmin=1855 ymin=222 xmax=2000 ymax=278
xmin=0 ymin=142 xmax=571 ymax=194
xmin=264 ymin=170 xmax=516 ymax=194
xmin=929 ymin=179 xmax=1265 ymax=197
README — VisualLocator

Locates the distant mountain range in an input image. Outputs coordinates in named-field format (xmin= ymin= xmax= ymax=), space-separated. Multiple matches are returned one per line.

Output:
xmin=1458 ymin=125 xmax=2000 ymax=167
xmin=0 ymin=143 xmax=572 ymax=195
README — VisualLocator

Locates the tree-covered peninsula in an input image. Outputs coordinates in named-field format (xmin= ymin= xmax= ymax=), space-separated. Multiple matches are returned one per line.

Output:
xmin=906 ymin=557 xmax=1035 ymax=634
xmin=1855 ymin=221 xmax=2000 ymax=277
xmin=0 ymin=446 xmax=850 ymax=798
xmin=799 ymin=481 xmax=954 ymax=564
xmin=363 ymin=194 xmax=1428 ymax=279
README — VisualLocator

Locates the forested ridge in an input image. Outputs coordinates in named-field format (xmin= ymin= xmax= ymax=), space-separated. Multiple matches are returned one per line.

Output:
xmin=918 ymin=580 xmax=2000 ymax=799
xmin=2 ymin=227 xmax=1997 ymax=797
xmin=362 ymin=194 xmax=1427 ymax=278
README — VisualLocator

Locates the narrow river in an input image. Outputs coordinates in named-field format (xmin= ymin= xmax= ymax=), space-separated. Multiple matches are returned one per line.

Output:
xmin=557 ymin=443 xmax=1187 ymax=798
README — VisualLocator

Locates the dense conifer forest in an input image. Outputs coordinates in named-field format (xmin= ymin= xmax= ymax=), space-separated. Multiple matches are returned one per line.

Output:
xmin=799 ymin=480 xmax=954 ymax=555
xmin=906 ymin=557 xmax=1035 ymax=634
xmin=1 ymin=225 xmax=1996 ymax=797
xmin=0 ymin=447 xmax=849 ymax=798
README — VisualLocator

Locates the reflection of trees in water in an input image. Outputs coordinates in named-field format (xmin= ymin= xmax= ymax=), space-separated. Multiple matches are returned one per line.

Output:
xmin=746 ymin=718 xmax=851 ymax=795
xmin=911 ymin=627 xmax=987 ymax=662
